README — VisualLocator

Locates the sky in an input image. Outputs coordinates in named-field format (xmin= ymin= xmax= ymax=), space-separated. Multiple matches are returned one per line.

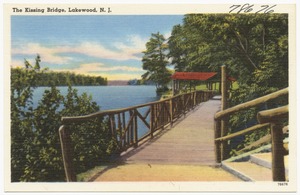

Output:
xmin=11 ymin=15 xmax=184 ymax=80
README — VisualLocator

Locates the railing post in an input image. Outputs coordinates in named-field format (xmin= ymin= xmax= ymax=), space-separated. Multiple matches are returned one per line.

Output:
xmin=59 ymin=125 xmax=76 ymax=182
xmin=221 ymin=65 xmax=228 ymax=110
xmin=257 ymin=105 xmax=288 ymax=181
xmin=220 ymin=118 xmax=230 ymax=160
xmin=190 ymin=92 xmax=193 ymax=109
xmin=129 ymin=110 xmax=134 ymax=144
xmin=270 ymin=123 xmax=286 ymax=181
xmin=221 ymin=65 xmax=229 ymax=160
xmin=187 ymin=92 xmax=190 ymax=110
xmin=133 ymin=110 xmax=138 ymax=147
xmin=150 ymin=105 xmax=154 ymax=138
xmin=170 ymin=99 xmax=173 ymax=127
xmin=110 ymin=114 xmax=117 ymax=142
xmin=193 ymin=91 xmax=197 ymax=107
xmin=182 ymin=95 xmax=186 ymax=117
xmin=214 ymin=119 xmax=222 ymax=163
xmin=121 ymin=112 xmax=126 ymax=148
xmin=161 ymin=102 xmax=165 ymax=130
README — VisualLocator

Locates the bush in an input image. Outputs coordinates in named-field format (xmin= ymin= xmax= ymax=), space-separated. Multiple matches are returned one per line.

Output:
xmin=11 ymin=56 xmax=118 ymax=182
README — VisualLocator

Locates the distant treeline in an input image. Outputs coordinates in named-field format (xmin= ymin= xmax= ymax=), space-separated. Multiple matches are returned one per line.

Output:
xmin=127 ymin=79 xmax=155 ymax=85
xmin=11 ymin=67 xmax=107 ymax=86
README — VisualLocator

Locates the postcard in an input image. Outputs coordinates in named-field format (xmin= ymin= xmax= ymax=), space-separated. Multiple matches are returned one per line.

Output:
xmin=2 ymin=1 xmax=297 ymax=193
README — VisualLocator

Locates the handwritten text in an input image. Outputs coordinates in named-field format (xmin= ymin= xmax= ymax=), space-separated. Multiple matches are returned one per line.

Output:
xmin=229 ymin=4 xmax=277 ymax=14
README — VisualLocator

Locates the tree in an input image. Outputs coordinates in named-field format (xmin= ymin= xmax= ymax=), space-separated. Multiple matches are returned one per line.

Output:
xmin=10 ymin=68 xmax=108 ymax=86
xmin=11 ymin=56 xmax=42 ymax=181
xmin=142 ymin=32 xmax=171 ymax=93
xmin=170 ymin=14 xmax=288 ymax=93
xmin=168 ymin=25 xmax=188 ymax=71
xmin=167 ymin=14 xmax=289 ymax=153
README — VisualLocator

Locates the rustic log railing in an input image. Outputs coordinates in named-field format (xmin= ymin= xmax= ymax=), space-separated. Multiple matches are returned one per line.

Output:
xmin=257 ymin=105 xmax=288 ymax=181
xmin=59 ymin=90 xmax=215 ymax=181
xmin=214 ymin=87 xmax=288 ymax=181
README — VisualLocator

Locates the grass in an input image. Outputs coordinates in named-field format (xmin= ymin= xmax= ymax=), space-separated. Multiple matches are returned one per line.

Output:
xmin=160 ymin=81 xmax=239 ymax=100
xmin=77 ymin=165 xmax=109 ymax=182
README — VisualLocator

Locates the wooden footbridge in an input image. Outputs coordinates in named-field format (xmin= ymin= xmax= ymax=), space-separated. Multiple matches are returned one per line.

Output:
xmin=120 ymin=97 xmax=220 ymax=165
xmin=58 ymin=67 xmax=289 ymax=182
xmin=59 ymin=90 xmax=218 ymax=181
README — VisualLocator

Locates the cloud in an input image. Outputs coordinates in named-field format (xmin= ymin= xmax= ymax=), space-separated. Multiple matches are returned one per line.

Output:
xmin=11 ymin=34 xmax=148 ymax=80
xmin=73 ymin=42 xmax=142 ymax=61
xmin=76 ymin=63 xmax=143 ymax=73
xmin=113 ymin=34 xmax=147 ymax=53
xmin=12 ymin=43 xmax=73 ymax=64
xmin=11 ymin=34 xmax=147 ymax=65
xmin=52 ymin=62 xmax=144 ymax=79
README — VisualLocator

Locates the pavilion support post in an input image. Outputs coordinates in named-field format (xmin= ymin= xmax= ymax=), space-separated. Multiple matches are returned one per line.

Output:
xmin=172 ymin=79 xmax=175 ymax=96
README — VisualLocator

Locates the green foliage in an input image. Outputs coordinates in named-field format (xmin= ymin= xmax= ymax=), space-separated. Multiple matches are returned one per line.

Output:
xmin=11 ymin=68 xmax=107 ymax=87
xmin=11 ymin=56 xmax=117 ymax=182
xmin=20 ymin=86 xmax=65 ymax=181
xmin=169 ymin=14 xmax=288 ymax=89
xmin=168 ymin=14 xmax=288 ymax=155
xmin=60 ymin=87 xmax=118 ymax=174
xmin=168 ymin=24 xmax=188 ymax=71
xmin=11 ymin=56 xmax=42 ymax=181
xmin=142 ymin=32 xmax=172 ymax=92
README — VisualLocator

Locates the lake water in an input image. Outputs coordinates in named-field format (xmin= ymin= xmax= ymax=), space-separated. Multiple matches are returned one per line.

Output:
xmin=33 ymin=85 xmax=160 ymax=111
xmin=33 ymin=85 xmax=160 ymax=138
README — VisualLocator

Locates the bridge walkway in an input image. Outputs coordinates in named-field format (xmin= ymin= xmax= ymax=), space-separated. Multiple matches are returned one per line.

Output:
xmin=120 ymin=97 xmax=221 ymax=165
xmin=92 ymin=97 xmax=240 ymax=181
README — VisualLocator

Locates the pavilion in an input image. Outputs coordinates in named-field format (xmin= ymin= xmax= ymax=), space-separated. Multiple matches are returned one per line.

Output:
xmin=171 ymin=72 xmax=219 ymax=95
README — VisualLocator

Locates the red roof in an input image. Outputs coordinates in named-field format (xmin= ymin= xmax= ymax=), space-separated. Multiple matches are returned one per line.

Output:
xmin=171 ymin=72 xmax=217 ymax=81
